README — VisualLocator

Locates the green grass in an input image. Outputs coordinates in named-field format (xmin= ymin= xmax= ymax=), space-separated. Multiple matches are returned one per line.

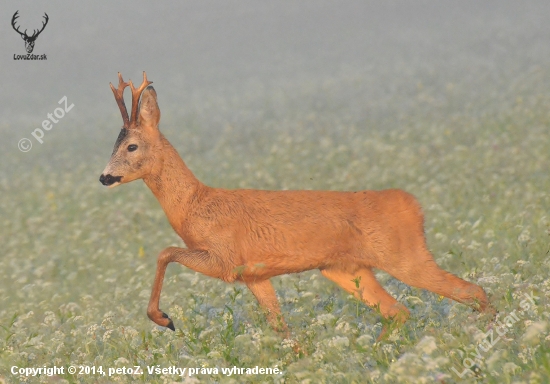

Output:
xmin=0 ymin=69 xmax=549 ymax=383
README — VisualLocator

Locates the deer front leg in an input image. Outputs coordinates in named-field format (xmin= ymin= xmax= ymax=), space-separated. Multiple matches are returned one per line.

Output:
xmin=147 ymin=246 xmax=226 ymax=330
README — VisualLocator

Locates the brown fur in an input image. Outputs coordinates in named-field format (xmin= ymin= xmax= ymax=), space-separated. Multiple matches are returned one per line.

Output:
xmin=100 ymin=73 xmax=492 ymax=341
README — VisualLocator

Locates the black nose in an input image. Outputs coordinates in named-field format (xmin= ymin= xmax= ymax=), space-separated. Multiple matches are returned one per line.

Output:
xmin=99 ymin=174 xmax=121 ymax=186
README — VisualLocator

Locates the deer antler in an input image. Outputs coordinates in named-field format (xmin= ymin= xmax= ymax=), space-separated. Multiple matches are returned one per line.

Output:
xmin=11 ymin=11 xmax=26 ymax=38
xmin=110 ymin=73 xmax=130 ymax=128
xmin=129 ymin=72 xmax=153 ymax=124
xmin=11 ymin=11 xmax=49 ymax=40
xmin=30 ymin=13 xmax=49 ymax=39
xmin=110 ymin=72 xmax=153 ymax=128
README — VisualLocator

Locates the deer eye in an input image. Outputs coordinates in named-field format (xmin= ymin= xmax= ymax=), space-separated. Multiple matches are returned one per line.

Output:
xmin=127 ymin=144 xmax=138 ymax=152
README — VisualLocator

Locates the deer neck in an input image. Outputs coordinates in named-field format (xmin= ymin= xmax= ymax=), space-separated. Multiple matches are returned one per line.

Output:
xmin=143 ymin=134 xmax=203 ymax=231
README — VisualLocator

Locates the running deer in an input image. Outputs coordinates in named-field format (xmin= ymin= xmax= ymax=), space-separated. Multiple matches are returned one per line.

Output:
xmin=100 ymin=72 xmax=492 ymax=341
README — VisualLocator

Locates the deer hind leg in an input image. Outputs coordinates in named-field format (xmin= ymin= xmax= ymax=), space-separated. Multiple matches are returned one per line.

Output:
xmin=147 ymin=246 xmax=227 ymax=330
xmin=321 ymin=268 xmax=410 ymax=340
xmin=382 ymin=247 xmax=491 ymax=313
xmin=246 ymin=279 xmax=289 ymax=337
xmin=247 ymin=279 xmax=306 ymax=354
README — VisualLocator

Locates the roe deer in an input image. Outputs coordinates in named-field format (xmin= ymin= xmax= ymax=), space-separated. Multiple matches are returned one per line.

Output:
xmin=100 ymin=72 xmax=492 ymax=341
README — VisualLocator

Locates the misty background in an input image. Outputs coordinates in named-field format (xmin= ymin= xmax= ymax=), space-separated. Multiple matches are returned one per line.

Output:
xmin=2 ymin=3 xmax=550 ymax=128
xmin=1 ymin=1 xmax=550 ymax=194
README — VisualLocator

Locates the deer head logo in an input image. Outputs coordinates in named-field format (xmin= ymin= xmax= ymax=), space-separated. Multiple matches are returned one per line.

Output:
xmin=11 ymin=11 xmax=49 ymax=54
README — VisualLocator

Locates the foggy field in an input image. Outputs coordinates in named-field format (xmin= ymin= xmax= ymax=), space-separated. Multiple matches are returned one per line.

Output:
xmin=1 ymin=1 xmax=550 ymax=383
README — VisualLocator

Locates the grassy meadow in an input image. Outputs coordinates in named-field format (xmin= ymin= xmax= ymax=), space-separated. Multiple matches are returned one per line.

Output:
xmin=1 ymin=62 xmax=550 ymax=383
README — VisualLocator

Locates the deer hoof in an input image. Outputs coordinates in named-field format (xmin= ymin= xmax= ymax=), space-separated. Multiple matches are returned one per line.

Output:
xmin=166 ymin=321 xmax=175 ymax=331
xmin=162 ymin=312 xmax=175 ymax=331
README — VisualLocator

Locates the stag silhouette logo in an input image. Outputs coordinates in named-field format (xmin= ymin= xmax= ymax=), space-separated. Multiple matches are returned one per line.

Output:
xmin=11 ymin=11 xmax=49 ymax=54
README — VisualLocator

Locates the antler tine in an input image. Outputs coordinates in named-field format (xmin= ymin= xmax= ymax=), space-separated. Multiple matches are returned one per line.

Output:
xmin=32 ymin=13 xmax=49 ymax=38
xmin=11 ymin=11 xmax=25 ymax=37
xmin=129 ymin=72 xmax=153 ymax=124
xmin=110 ymin=72 xmax=130 ymax=128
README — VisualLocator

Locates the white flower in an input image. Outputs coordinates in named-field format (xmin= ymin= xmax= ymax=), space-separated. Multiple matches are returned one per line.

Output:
xmin=121 ymin=326 xmax=139 ymax=338
xmin=281 ymin=338 xmax=297 ymax=349
xmin=502 ymin=362 xmax=520 ymax=375
xmin=103 ymin=329 xmax=114 ymax=341
xmin=207 ymin=351 xmax=222 ymax=359
xmin=87 ymin=324 xmax=99 ymax=336
xmin=523 ymin=321 xmax=548 ymax=345
xmin=356 ymin=334 xmax=374 ymax=348
xmin=466 ymin=240 xmax=481 ymax=250
xmin=478 ymin=275 xmax=500 ymax=284
xmin=42 ymin=311 xmax=58 ymax=327
xmin=335 ymin=321 xmax=351 ymax=333
xmin=315 ymin=313 xmax=335 ymax=326
xmin=518 ymin=229 xmax=531 ymax=243
xmin=382 ymin=343 xmax=394 ymax=355
xmin=328 ymin=336 xmax=349 ymax=349
xmin=222 ymin=312 xmax=233 ymax=322
xmin=434 ymin=233 xmax=447 ymax=242
xmin=415 ymin=336 xmax=437 ymax=355
xmin=114 ymin=357 xmax=129 ymax=365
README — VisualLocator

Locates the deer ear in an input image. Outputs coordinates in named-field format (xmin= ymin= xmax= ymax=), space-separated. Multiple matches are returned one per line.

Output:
xmin=138 ymin=86 xmax=160 ymax=128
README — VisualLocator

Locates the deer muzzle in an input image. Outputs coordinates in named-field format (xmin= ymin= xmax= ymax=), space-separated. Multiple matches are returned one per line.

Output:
xmin=99 ymin=174 xmax=122 ymax=187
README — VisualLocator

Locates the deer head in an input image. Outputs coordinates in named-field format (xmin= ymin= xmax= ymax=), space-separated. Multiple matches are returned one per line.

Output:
xmin=100 ymin=72 xmax=161 ymax=188
xmin=12 ymin=11 xmax=49 ymax=54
